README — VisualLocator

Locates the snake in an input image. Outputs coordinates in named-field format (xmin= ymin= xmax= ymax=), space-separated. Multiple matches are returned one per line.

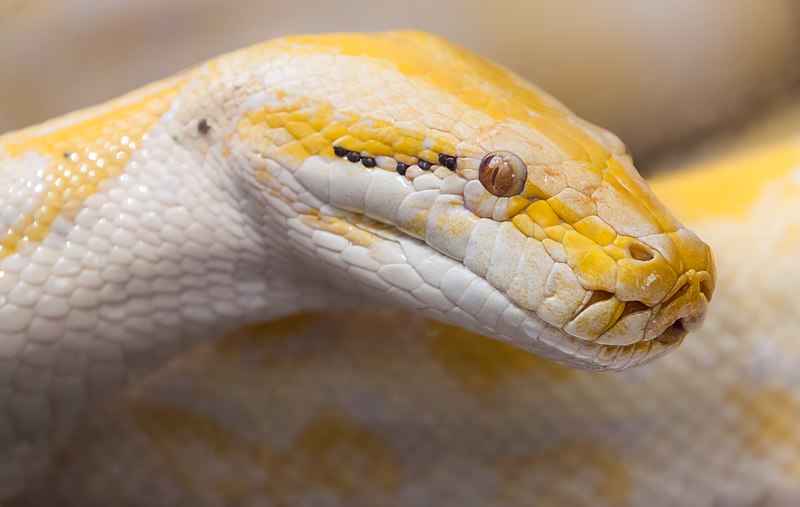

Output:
xmin=0 ymin=31 xmax=720 ymax=500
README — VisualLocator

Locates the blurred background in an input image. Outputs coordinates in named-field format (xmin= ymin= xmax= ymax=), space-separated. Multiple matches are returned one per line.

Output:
xmin=0 ymin=0 xmax=798 ymax=173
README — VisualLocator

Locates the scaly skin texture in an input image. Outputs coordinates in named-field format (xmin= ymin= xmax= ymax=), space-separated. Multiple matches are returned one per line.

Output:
xmin=14 ymin=134 xmax=800 ymax=507
xmin=0 ymin=32 xmax=713 ymax=496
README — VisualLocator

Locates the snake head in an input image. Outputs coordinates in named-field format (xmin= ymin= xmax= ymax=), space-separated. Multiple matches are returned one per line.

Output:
xmin=456 ymin=141 xmax=716 ymax=369
xmin=232 ymin=31 xmax=715 ymax=370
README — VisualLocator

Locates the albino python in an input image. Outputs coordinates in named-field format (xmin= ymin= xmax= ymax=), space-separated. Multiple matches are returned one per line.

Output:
xmin=3 ymin=31 xmax=795 ymax=505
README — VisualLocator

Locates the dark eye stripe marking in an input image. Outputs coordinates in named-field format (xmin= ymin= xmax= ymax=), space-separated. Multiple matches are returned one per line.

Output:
xmin=332 ymin=146 xmax=457 ymax=176
xmin=438 ymin=153 xmax=457 ymax=170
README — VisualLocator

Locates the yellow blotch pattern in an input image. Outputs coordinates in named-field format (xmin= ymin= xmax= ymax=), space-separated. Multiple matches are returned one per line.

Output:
xmin=509 ymin=194 xmax=630 ymax=293
xmin=729 ymin=386 xmax=800 ymax=478
xmin=298 ymin=213 xmax=386 ymax=248
xmin=239 ymin=95 xmax=457 ymax=167
xmin=266 ymin=409 xmax=402 ymax=506
xmin=493 ymin=439 xmax=632 ymax=507
xmin=129 ymin=403 xmax=256 ymax=505
xmin=650 ymin=139 xmax=800 ymax=223
xmin=424 ymin=320 xmax=573 ymax=401
xmin=0 ymin=76 xmax=186 ymax=257
xmin=277 ymin=32 xmax=609 ymax=169
xmin=279 ymin=30 xmax=682 ymax=237
xmin=247 ymin=33 xmax=685 ymax=286
xmin=131 ymin=402 xmax=402 ymax=507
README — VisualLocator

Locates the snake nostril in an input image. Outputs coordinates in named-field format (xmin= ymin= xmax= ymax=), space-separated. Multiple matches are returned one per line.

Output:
xmin=629 ymin=242 xmax=654 ymax=262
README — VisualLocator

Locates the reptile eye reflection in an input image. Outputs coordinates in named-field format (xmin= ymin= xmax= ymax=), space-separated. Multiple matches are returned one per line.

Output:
xmin=478 ymin=151 xmax=527 ymax=197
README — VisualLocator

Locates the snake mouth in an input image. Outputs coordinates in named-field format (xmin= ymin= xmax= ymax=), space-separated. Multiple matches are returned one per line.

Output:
xmin=645 ymin=269 xmax=712 ymax=343
xmin=568 ymin=268 xmax=712 ymax=349
xmin=544 ymin=268 xmax=712 ymax=371
xmin=652 ymin=318 xmax=688 ymax=345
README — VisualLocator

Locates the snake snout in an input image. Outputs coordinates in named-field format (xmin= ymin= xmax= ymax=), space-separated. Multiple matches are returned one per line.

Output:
xmin=632 ymin=227 xmax=715 ymax=345
xmin=646 ymin=269 xmax=712 ymax=344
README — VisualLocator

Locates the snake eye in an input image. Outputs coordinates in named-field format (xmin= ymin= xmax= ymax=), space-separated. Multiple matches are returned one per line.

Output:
xmin=478 ymin=152 xmax=527 ymax=197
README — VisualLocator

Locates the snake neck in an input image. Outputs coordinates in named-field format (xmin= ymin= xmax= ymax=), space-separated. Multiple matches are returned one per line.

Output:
xmin=0 ymin=71 xmax=363 ymax=469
